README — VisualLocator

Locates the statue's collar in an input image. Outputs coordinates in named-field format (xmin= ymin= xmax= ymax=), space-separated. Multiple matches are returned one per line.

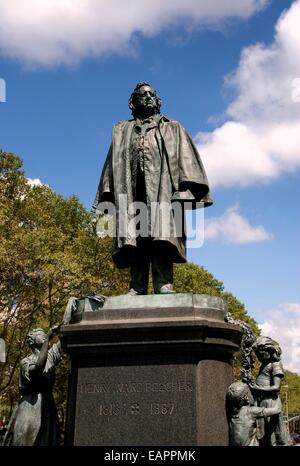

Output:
xmin=129 ymin=114 xmax=170 ymax=124
xmin=135 ymin=114 xmax=160 ymax=125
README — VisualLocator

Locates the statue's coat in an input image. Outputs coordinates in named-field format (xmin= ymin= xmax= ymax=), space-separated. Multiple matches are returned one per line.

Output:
xmin=93 ymin=116 xmax=213 ymax=268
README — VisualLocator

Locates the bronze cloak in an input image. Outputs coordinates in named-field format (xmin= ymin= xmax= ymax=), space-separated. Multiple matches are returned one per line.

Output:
xmin=93 ymin=115 xmax=213 ymax=268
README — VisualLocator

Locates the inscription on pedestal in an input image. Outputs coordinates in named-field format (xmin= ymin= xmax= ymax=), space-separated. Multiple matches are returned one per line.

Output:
xmin=74 ymin=364 xmax=196 ymax=446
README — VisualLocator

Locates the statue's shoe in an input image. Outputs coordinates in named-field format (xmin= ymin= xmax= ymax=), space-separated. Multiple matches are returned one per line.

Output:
xmin=157 ymin=284 xmax=176 ymax=294
xmin=126 ymin=288 xmax=145 ymax=296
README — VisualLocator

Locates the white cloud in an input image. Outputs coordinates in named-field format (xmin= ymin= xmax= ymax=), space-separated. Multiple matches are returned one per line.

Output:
xmin=0 ymin=0 xmax=268 ymax=67
xmin=259 ymin=303 xmax=300 ymax=374
xmin=27 ymin=177 xmax=43 ymax=186
xmin=197 ymin=0 xmax=300 ymax=189
xmin=205 ymin=204 xmax=272 ymax=244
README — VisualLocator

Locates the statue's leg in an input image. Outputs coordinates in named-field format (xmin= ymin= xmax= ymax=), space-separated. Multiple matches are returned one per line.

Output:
xmin=128 ymin=240 xmax=150 ymax=295
xmin=275 ymin=413 xmax=290 ymax=445
xmin=151 ymin=249 xmax=175 ymax=294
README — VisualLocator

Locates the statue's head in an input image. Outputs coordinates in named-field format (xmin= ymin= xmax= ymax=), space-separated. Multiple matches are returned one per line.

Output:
xmin=226 ymin=382 xmax=254 ymax=409
xmin=252 ymin=336 xmax=282 ymax=363
xmin=27 ymin=328 xmax=46 ymax=349
xmin=129 ymin=82 xmax=161 ymax=118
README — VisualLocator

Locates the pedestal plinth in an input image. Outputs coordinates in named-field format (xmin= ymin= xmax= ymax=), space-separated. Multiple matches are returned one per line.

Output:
xmin=61 ymin=294 xmax=242 ymax=446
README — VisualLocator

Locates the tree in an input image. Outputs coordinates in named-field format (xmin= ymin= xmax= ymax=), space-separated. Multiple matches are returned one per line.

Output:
xmin=281 ymin=371 xmax=300 ymax=415
xmin=174 ymin=262 xmax=260 ymax=332
xmin=0 ymin=150 xmax=128 ymax=417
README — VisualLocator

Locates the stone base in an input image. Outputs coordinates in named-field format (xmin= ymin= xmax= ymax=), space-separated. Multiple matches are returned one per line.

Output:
xmin=61 ymin=294 xmax=242 ymax=446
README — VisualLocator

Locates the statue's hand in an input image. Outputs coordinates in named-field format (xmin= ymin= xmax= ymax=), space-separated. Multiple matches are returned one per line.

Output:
xmin=47 ymin=324 xmax=61 ymax=340
xmin=249 ymin=383 xmax=261 ymax=391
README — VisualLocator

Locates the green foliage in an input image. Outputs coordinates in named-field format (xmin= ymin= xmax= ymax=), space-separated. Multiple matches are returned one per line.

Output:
xmin=281 ymin=371 xmax=300 ymax=415
xmin=175 ymin=262 xmax=260 ymax=335
xmin=0 ymin=150 xmax=128 ymax=418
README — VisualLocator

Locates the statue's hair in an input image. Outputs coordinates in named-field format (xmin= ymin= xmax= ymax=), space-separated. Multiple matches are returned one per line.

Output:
xmin=27 ymin=328 xmax=45 ymax=347
xmin=128 ymin=81 xmax=161 ymax=117
xmin=252 ymin=336 xmax=282 ymax=362
xmin=226 ymin=382 xmax=250 ymax=408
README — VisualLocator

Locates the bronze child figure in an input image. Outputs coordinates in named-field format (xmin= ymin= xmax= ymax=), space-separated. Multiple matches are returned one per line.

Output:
xmin=250 ymin=336 xmax=290 ymax=446
xmin=3 ymin=326 xmax=62 ymax=446
xmin=227 ymin=381 xmax=281 ymax=446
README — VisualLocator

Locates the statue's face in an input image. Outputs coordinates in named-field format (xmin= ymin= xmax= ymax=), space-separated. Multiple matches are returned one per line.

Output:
xmin=133 ymin=85 xmax=157 ymax=116
xmin=256 ymin=346 xmax=271 ymax=362
xmin=33 ymin=330 xmax=46 ymax=348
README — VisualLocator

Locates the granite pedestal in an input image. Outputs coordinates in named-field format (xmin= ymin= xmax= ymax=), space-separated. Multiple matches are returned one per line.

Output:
xmin=61 ymin=294 xmax=242 ymax=446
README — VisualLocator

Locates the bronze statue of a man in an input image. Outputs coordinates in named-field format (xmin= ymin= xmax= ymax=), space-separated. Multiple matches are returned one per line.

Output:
xmin=93 ymin=82 xmax=212 ymax=295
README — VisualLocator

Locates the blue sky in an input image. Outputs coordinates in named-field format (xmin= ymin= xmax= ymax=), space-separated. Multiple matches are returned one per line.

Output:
xmin=0 ymin=0 xmax=299 ymax=371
